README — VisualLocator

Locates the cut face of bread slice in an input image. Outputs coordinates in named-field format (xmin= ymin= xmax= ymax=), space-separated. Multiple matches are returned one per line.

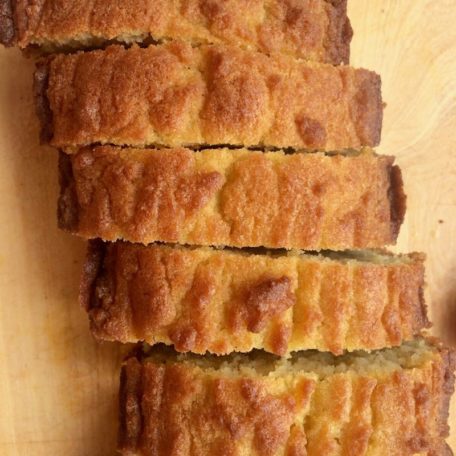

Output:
xmin=1 ymin=0 xmax=353 ymax=64
xmin=35 ymin=42 xmax=382 ymax=151
xmin=58 ymin=146 xmax=406 ymax=250
xmin=82 ymin=241 xmax=429 ymax=356
xmin=119 ymin=338 xmax=455 ymax=456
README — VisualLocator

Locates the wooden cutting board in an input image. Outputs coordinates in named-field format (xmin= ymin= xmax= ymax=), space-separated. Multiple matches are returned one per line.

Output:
xmin=0 ymin=1 xmax=454 ymax=454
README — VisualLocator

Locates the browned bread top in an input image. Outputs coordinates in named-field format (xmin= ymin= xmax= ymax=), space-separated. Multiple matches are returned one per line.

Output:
xmin=82 ymin=241 xmax=428 ymax=356
xmin=58 ymin=146 xmax=405 ymax=250
xmin=119 ymin=338 xmax=456 ymax=456
xmin=2 ymin=0 xmax=352 ymax=64
xmin=36 ymin=42 xmax=382 ymax=151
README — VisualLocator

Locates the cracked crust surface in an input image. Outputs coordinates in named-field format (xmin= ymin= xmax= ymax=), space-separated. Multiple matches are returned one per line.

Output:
xmin=4 ymin=0 xmax=352 ymax=64
xmin=82 ymin=241 xmax=429 ymax=356
xmin=59 ymin=146 xmax=404 ymax=250
xmin=39 ymin=42 xmax=381 ymax=152
xmin=118 ymin=339 xmax=456 ymax=456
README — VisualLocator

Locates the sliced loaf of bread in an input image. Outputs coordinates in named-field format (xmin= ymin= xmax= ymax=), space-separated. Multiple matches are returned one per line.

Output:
xmin=1 ymin=0 xmax=352 ymax=64
xmin=119 ymin=338 xmax=455 ymax=456
xmin=58 ymin=146 xmax=405 ymax=250
xmin=35 ymin=42 xmax=382 ymax=151
xmin=82 ymin=241 xmax=428 ymax=356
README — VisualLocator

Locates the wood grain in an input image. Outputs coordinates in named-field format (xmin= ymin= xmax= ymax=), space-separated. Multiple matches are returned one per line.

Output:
xmin=0 ymin=1 xmax=454 ymax=454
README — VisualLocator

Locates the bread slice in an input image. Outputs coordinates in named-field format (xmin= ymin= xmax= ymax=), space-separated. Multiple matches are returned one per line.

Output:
xmin=35 ymin=42 xmax=382 ymax=151
xmin=82 ymin=241 xmax=428 ymax=356
xmin=1 ymin=0 xmax=352 ymax=64
xmin=119 ymin=338 xmax=455 ymax=456
xmin=58 ymin=146 xmax=405 ymax=250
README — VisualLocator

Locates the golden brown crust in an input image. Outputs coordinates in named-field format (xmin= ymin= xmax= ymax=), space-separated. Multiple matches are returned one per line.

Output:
xmin=324 ymin=0 xmax=352 ymax=65
xmin=39 ymin=42 xmax=382 ymax=151
xmin=59 ymin=146 xmax=403 ymax=250
xmin=79 ymin=238 xmax=105 ymax=313
xmin=33 ymin=59 xmax=53 ymax=144
xmin=81 ymin=241 xmax=429 ymax=355
xmin=7 ymin=0 xmax=351 ymax=64
xmin=389 ymin=164 xmax=407 ymax=239
xmin=57 ymin=152 xmax=80 ymax=231
xmin=428 ymin=338 xmax=456 ymax=451
xmin=118 ymin=341 xmax=455 ymax=456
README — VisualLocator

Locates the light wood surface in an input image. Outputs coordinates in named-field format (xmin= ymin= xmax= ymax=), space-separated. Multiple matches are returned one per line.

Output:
xmin=0 ymin=1 xmax=455 ymax=454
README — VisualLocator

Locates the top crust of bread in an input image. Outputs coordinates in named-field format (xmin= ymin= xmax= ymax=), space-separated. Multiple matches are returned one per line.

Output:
xmin=58 ymin=146 xmax=405 ymax=250
xmin=118 ymin=339 xmax=456 ymax=456
xmin=2 ymin=0 xmax=352 ymax=64
xmin=82 ymin=241 xmax=429 ymax=356
xmin=36 ymin=42 xmax=382 ymax=151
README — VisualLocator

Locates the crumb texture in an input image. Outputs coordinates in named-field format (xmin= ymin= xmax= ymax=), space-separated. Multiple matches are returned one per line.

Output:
xmin=59 ymin=146 xmax=401 ymax=250
xmin=83 ymin=241 xmax=428 ymax=355
xmin=43 ymin=42 xmax=381 ymax=151
xmin=118 ymin=342 xmax=455 ymax=456
xmin=10 ymin=0 xmax=352 ymax=63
